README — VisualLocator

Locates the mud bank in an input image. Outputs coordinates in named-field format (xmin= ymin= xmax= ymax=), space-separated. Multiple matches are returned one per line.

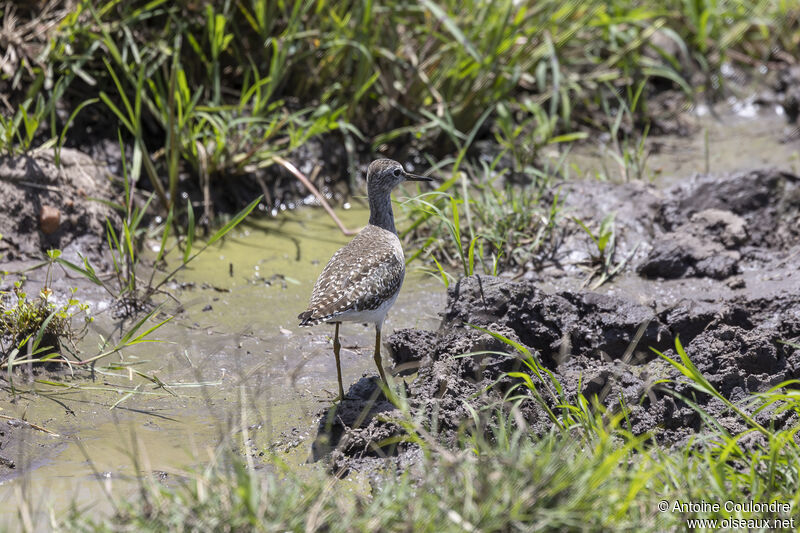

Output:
xmin=313 ymin=168 xmax=800 ymax=475
xmin=0 ymin=148 xmax=118 ymax=264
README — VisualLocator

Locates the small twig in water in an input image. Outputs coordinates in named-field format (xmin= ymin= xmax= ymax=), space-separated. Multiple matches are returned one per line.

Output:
xmin=273 ymin=156 xmax=358 ymax=236
xmin=0 ymin=414 xmax=60 ymax=436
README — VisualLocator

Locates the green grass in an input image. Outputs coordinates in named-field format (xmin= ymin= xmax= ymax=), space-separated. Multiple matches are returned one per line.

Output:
xmin=75 ymin=134 xmax=264 ymax=309
xmin=0 ymin=271 xmax=91 ymax=370
xmin=0 ymin=260 xmax=167 ymax=376
xmin=1 ymin=1 xmax=797 ymax=278
xmin=1 ymin=0 xmax=798 ymax=212
xmin=400 ymin=157 xmax=565 ymax=279
xmin=0 ymin=136 xmax=260 ymax=374
xmin=60 ymin=336 xmax=800 ymax=531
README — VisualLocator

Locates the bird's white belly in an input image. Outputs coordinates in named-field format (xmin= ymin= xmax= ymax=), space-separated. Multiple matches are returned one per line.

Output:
xmin=328 ymin=289 xmax=400 ymax=326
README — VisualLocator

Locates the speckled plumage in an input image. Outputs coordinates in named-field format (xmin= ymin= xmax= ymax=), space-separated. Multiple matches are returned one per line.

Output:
xmin=297 ymin=224 xmax=405 ymax=326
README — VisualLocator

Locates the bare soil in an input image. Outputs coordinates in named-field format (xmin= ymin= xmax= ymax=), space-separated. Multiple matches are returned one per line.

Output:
xmin=0 ymin=148 xmax=118 ymax=264
xmin=313 ymin=168 xmax=800 ymax=475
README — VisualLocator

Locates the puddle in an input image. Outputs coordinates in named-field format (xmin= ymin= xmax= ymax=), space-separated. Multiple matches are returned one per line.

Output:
xmin=0 ymin=203 xmax=446 ymax=528
xmin=545 ymin=109 xmax=800 ymax=184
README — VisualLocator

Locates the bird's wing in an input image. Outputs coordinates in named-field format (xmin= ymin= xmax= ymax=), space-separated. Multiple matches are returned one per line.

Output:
xmin=298 ymin=239 xmax=404 ymax=325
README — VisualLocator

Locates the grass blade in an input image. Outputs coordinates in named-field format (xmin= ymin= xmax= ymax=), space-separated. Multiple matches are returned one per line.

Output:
xmin=206 ymin=195 xmax=262 ymax=247
xmin=183 ymin=198 xmax=195 ymax=264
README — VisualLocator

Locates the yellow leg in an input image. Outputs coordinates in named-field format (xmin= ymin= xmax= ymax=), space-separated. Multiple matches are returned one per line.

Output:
xmin=374 ymin=325 xmax=400 ymax=406
xmin=373 ymin=326 xmax=388 ymax=386
xmin=333 ymin=322 xmax=345 ymax=401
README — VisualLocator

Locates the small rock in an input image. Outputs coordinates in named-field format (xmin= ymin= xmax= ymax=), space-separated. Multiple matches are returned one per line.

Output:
xmin=689 ymin=209 xmax=747 ymax=249
xmin=202 ymin=304 xmax=213 ymax=312
xmin=39 ymin=205 xmax=60 ymax=234
xmin=727 ymin=277 xmax=746 ymax=290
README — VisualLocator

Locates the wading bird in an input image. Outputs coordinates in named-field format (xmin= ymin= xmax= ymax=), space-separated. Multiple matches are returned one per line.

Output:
xmin=298 ymin=159 xmax=431 ymax=401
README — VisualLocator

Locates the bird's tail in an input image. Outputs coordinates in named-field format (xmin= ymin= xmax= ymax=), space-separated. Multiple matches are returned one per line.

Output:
xmin=297 ymin=309 xmax=319 ymax=327
xmin=299 ymin=300 xmax=344 ymax=326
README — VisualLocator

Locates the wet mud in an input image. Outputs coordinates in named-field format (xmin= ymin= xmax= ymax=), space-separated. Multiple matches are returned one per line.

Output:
xmin=314 ymin=168 xmax=800 ymax=475
xmin=0 ymin=423 xmax=16 ymax=473
xmin=0 ymin=148 xmax=118 ymax=263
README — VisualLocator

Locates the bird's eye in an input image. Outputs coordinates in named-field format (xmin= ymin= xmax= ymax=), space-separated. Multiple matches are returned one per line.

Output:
xmin=393 ymin=168 xmax=402 ymax=177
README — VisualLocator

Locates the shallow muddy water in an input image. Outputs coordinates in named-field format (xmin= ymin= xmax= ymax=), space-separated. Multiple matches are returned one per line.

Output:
xmin=544 ymin=108 xmax=799 ymax=184
xmin=0 ymin=204 xmax=445 ymax=528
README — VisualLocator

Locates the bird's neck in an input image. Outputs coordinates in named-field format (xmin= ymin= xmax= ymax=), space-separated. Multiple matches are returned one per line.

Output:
xmin=368 ymin=190 xmax=396 ymax=234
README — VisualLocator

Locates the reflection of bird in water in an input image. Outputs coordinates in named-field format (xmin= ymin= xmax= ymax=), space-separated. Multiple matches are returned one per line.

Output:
xmin=298 ymin=159 xmax=431 ymax=401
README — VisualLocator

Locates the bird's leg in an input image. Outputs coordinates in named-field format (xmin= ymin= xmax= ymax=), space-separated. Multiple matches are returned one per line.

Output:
xmin=373 ymin=324 xmax=401 ymax=406
xmin=375 ymin=324 xmax=400 ymax=407
xmin=333 ymin=322 xmax=345 ymax=401
xmin=373 ymin=324 xmax=388 ymax=386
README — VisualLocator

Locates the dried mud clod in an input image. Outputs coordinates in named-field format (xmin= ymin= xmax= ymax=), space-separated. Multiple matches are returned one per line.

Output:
xmin=641 ymin=169 xmax=800 ymax=279
xmin=545 ymin=168 xmax=800 ymax=283
xmin=312 ymin=168 xmax=800 ymax=476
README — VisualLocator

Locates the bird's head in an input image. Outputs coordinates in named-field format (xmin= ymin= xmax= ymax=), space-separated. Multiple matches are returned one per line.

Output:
xmin=366 ymin=159 xmax=432 ymax=195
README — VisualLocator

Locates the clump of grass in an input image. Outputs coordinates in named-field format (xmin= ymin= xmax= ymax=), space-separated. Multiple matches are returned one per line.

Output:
xmin=0 ymin=247 xmax=172 ymax=377
xmin=402 ymin=158 xmax=565 ymax=281
xmin=471 ymin=168 xmax=564 ymax=271
xmin=0 ymin=269 xmax=91 ymax=367
xmin=48 ymin=134 xmax=263 ymax=317
xmin=0 ymin=125 xmax=261 ymax=383
xmin=573 ymin=211 xmax=639 ymax=289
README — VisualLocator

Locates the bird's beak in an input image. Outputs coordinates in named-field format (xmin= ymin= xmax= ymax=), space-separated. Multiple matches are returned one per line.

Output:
xmin=404 ymin=172 xmax=433 ymax=182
